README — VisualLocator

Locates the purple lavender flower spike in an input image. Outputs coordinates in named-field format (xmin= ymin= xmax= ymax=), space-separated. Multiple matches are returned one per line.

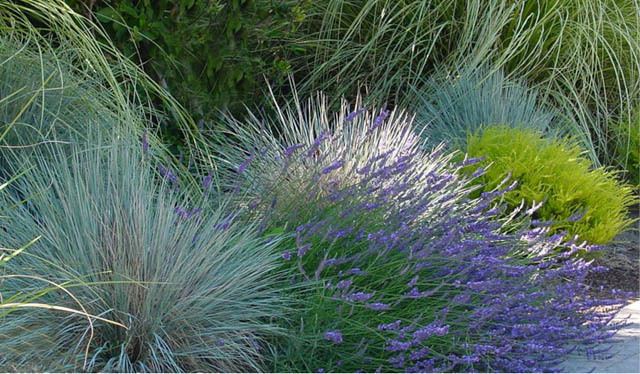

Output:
xmin=346 ymin=108 xmax=366 ymax=122
xmin=237 ymin=154 xmax=254 ymax=174
xmin=378 ymin=320 xmax=402 ymax=331
xmin=297 ymin=243 xmax=311 ymax=257
xmin=567 ymin=210 xmax=587 ymax=222
xmin=471 ymin=166 xmax=486 ymax=178
xmin=158 ymin=165 xmax=178 ymax=184
xmin=386 ymin=339 xmax=412 ymax=352
xmin=284 ymin=143 xmax=305 ymax=158
xmin=345 ymin=291 xmax=374 ymax=303
xmin=336 ymin=279 xmax=353 ymax=289
xmin=322 ymin=160 xmax=345 ymax=175
xmin=281 ymin=251 xmax=292 ymax=261
xmin=460 ymin=156 xmax=484 ymax=167
xmin=174 ymin=206 xmax=202 ymax=220
xmin=324 ymin=330 xmax=343 ymax=344
xmin=141 ymin=129 xmax=149 ymax=154
xmin=323 ymin=258 xmax=339 ymax=267
xmin=174 ymin=206 xmax=189 ymax=219
xmin=410 ymin=347 xmax=430 ymax=361
xmin=373 ymin=108 xmax=390 ymax=126
xmin=407 ymin=275 xmax=419 ymax=288
xmin=202 ymin=173 xmax=213 ymax=190
xmin=214 ymin=213 xmax=235 ymax=231
xmin=346 ymin=268 xmax=366 ymax=276
xmin=366 ymin=302 xmax=390 ymax=311
xmin=388 ymin=354 xmax=405 ymax=368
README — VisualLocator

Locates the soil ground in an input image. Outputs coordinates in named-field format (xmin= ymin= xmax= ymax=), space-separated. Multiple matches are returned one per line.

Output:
xmin=586 ymin=204 xmax=640 ymax=298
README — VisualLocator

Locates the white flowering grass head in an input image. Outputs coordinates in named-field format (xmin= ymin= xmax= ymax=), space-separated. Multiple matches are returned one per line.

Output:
xmin=216 ymin=93 xmax=479 ymax=226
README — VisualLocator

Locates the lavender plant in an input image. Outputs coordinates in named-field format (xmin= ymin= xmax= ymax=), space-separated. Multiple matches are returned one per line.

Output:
xmin=0 ymin=135 xmax=285 ymax=372
xmin=216 ymin=94 xmax=414 ymax=224
xmin=219 ymin=99 xmax=630 ymax=372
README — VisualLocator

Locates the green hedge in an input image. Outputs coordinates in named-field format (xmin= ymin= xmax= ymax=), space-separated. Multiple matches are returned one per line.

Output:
xmin=66 ymin=0 xmax=309 ymax=142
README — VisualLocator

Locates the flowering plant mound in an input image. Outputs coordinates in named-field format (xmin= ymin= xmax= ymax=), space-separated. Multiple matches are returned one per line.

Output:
xmin=221 ymin=99 xmax=630 ymax=372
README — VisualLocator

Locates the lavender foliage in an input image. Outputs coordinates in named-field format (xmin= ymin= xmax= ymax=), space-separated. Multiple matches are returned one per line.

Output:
xmin=221 ymin=100 xmax=630 ymax=373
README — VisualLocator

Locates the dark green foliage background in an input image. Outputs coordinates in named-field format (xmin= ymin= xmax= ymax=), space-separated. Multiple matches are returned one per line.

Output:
xmin=66 ymin=0 xmax=309 ymax=141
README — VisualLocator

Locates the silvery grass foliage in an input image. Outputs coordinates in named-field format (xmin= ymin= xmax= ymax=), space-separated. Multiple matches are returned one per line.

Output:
xmin=413 ymin=68 xmax=574 ymax=151
xmin=0 ymin=0 xmax=210 ymax=172
xmin=215 ymin=93 xmax=412 ymax=222
xmin=0 ymin=238 xmax=128 ymax=372
xmin=0 ymin=37 xmax=119 ymax=165
xmin=218 ymin=97 xmax=630 ymax=372
xmin=0 ymin=133 xmax=127 ymax=373
xmin=0 ymin=136 xmax=285 ymax=372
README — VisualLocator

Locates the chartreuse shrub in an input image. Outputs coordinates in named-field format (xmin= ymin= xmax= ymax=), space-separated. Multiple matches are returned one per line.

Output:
xmin=219 ymin=98 xmax=628 ymax=372
xmin=0 ymin=130 xmax=285 ymax=371
xmin=466 ymin=125 xmax=634 ymax=246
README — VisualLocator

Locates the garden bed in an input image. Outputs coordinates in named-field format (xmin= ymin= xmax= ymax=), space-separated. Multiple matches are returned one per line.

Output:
xmin=1 ymin=1 xmax=639 ymax=372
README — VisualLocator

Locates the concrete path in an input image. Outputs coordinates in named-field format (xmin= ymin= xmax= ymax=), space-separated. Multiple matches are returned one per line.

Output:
xmin=562 ymin=300 xmax=640 ymax=373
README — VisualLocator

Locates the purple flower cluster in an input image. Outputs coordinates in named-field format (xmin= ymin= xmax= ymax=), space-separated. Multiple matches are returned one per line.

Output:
xmin=226 ymin=103 xmax=629 ymax=372
xmin=174 ymin=206 xmax=202 ymax=220
xmin=345 ymin=108 xmax=366 ymax=122
xmin=322 ymin=160 xmax=344 ymax=175
xmin=324 ymin=330 xmax=344 ymax=344
xmin=158 ymin=165 xmax=178 ymax=185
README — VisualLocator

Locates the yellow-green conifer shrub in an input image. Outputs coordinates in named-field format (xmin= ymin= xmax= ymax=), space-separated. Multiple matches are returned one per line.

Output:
xmin=466 ymin=125 xmax=634 ymax=246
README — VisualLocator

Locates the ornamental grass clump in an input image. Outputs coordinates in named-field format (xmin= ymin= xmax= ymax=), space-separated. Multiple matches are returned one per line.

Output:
xmin=0 ymin=36 xmax=117 ymax=152
xmin=413 ymin=68 xmax=578 ymax=153
xmin=216 ymin=94 xmax=411 ymax=223
xmin=220 ymin=98 xmax=629 ymax=372
xmin=0 ymin=137 xmax=285 ymax=372
xmin=612 ymin=106 xmax=640 ymax=187
xmin=0 ymin=0 xmax=207 ymax=168
xmin=466 ymin=125 xmax=635 ymax=246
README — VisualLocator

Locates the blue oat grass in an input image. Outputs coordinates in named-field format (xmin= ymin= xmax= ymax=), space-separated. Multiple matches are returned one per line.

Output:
xmin=0 ymin=135 xmax=286 ymax=372
xmin=412 ymin=67 xmax=567 ymax=151
xmin=219 ymin=97 xmax=630 ymax=372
